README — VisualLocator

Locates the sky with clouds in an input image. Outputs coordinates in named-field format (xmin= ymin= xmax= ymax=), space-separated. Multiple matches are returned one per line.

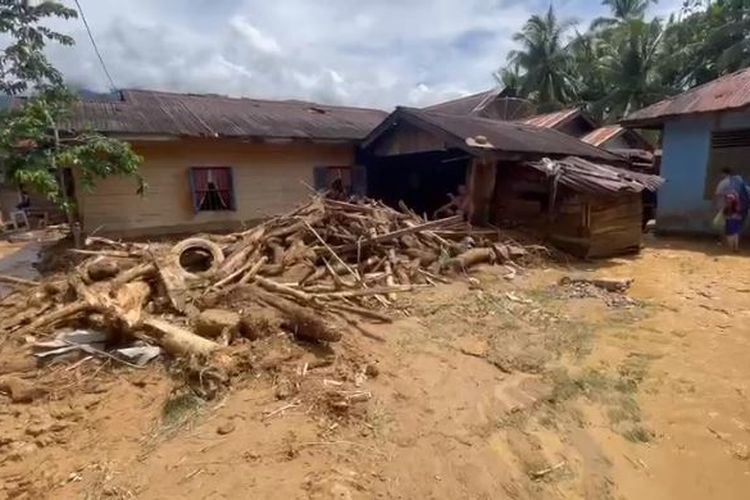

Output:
xmin=43 ymin=0 xmax=685 ymax=110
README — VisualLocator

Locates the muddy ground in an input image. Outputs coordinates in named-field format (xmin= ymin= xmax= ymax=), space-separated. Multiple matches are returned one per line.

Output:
xmin=1 ymin=236 xmax=749 ymax=499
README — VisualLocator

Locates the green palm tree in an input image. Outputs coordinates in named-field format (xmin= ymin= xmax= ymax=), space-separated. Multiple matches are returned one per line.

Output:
xmin=592 ymin=0 xmax=657 ymax=29
xmin=569 ymin=31 xmax=609 ymax=120
xmin=507 ymin=6 xmax=578 ymax=111
xmin=597 ymin=18 xmax=668 ymax=119
xmin=494 ymin=63 xmax=524 ymax=97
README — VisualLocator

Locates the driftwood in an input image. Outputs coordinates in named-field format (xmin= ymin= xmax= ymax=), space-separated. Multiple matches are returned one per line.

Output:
xmin=239 ymin=256 xmax=269 ymax=285
xmin=446 ymin=248 xmax=495 ymax=271
xmin=115 ymin=281 xmax=151 ymax=327
xmin=111 ymin=262 xmax=156 ymax=289
xmin=249 ymin=286 xmax=341 ymax=342
xmin=142 ymin=317 xmax=218 ymax=357
xmin=0 ymin=274 xmax=40 ymax=287
xmin=0 ymin=194 xmax=544 ymax=368
xmin=334 ymin=215 xmax=463 ymax=253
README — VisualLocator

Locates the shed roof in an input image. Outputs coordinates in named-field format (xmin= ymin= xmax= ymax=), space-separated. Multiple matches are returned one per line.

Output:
xmin=580 ymin=125 xmax=627 ymax=147
xmin=526 ymin=157 xmax=663 ymax=194
xmin=45 ymin=89 xmax=388 ymax=141
xmin=361 ymin=107 xmax=622 ymax=162
xmin=424 ymin=89 xmax=502 ymax=116
xmin=621 ymin=67 xmax=750 ymax=127
xmin=520 ymin=108 xmax=594 ymax=130
xmin=424 ymin=89 xmax=535 ymax=121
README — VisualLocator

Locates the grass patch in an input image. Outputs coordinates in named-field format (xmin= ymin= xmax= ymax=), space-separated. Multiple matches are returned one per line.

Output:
xmin=161 ymin=391 xmax=205 ymax=429
xmin=622 ymin=424 xmax=654 ymax=443
xmin=545 ymin=364 xmax=653 ymax=443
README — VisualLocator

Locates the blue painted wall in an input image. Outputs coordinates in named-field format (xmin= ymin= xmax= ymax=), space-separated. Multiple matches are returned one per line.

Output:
xmin=657 ymin=109 xmax=750 ymax=234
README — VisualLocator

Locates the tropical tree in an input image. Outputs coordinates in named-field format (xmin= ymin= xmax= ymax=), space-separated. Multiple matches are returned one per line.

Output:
xmin=591 ymin=0 xmax=658 ymax=29
xmin=0 ymin=0 xmax=142 ymax=222
xmin=654 ymin=0 xmax=750 ymax=91
xmin=493 ymin=63 xmax=524 ymax=97
xmin=0 ymin=0 xmax=77 ymax=94
xmin=596 ymin=18 xmax=668 ymax=119
xmin=506 ymin=6 xmax=578 ymax=111
xmin=497 ymin=0 xmax=750 ymax=122
xmin=568 ymin=31 xmax=609 ymax=120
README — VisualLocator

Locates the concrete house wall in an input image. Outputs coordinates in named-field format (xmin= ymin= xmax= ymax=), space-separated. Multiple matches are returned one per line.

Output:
xmin=76 ymin=138 xmax=355 ymax=236
xmin=657 ymin=109 xmax=750 ymax=234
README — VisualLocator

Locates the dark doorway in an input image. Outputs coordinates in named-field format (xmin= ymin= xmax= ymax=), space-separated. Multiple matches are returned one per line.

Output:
xmin=366 ymin=151 xmax=469 ymax=218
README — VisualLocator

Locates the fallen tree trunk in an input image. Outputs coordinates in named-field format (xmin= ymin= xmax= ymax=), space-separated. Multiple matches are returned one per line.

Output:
xmin=115 ymin=281 xmax=151 ymax=327
xmin=142 ymin=317 xmax=219 ymax=357
xmin=249 ymin=286 xmax=341 ymax=342
xmin=111 ymin=262 xmax=156 ymax=289
xmin=0 ymin=274 xmax=40 ymax=287
xmin=445 ymin=248 xmax=495 ymax=271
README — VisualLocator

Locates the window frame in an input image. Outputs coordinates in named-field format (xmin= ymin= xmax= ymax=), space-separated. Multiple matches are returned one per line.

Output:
xmin=188 ymin=166 xmax=236 ymax=213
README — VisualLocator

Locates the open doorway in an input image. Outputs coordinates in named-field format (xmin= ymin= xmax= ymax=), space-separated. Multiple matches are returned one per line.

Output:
xmin=366 ymin=151 xmax=469 ymax=218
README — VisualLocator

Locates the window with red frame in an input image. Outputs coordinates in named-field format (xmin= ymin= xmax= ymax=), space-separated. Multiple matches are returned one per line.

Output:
xmin=189 ymin=167 xmax=235 ymax=212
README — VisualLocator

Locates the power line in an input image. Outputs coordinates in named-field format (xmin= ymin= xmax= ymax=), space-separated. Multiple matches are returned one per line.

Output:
xmin=73 ymin=0 xmax=117 ymax=91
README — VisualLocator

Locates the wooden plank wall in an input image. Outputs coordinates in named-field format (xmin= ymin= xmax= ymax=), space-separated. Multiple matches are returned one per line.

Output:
xmin=75 ymin=138 xmax=355 ymax=236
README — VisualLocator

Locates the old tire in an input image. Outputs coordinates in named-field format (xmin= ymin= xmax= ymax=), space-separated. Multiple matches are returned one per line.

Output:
xmin=171 ymin=237 xmax=225 ymax=280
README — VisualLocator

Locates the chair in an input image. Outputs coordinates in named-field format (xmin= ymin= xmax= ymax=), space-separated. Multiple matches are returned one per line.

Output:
xmin=9 ymin=210 xmax=30 ymax=231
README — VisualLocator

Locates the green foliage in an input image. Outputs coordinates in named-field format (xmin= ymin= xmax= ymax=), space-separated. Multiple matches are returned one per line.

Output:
xmin=0 ymin=0 xmax=77 ymax=94
xmin=0 ymin=0 xmax=143 ymax=216
xmin=0 ymin=89 xmax=144 ymax=211
xmin=508 ymin=6 xmax=578 ymax=111
xmin=499 ymin=0 xmax=750 ymax=121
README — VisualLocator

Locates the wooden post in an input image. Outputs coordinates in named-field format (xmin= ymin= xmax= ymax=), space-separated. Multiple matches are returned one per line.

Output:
xmin=467 ymin=158 xmax=497 ymax=226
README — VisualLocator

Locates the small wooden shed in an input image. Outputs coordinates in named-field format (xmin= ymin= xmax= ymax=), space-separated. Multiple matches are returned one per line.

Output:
xmin=495 ymin=157 xmax=663 ymax=258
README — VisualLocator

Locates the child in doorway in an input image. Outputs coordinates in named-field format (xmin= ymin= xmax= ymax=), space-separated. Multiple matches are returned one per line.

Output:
xmin=724 ymin=192 xmax=742 ymax=252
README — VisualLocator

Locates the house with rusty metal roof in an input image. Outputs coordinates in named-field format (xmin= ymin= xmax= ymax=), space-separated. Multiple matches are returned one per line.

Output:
xmin=9 ymin=89 xmax=387 ymax=236
xmin=359 ymin=107 xmax=662 ymax=257
xmin=622 ymin=66 xmax=750 ymax=235
xmin=425 ymin=91 xmax=653 ymax=154
xmin=423 ymin=88 xmax=536 ymax=121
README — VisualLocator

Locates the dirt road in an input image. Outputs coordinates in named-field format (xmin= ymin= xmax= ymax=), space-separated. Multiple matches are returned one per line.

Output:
xmin=1 ymin=237 xmax=749 ymax=499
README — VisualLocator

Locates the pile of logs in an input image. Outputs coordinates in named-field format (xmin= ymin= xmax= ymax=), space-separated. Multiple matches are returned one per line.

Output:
xmin=0 ymin=196 xmax=535 ymax=360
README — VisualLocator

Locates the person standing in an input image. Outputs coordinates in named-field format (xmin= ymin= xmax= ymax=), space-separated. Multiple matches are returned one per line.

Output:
xmin=724 ymin=192 xmax=743 ymax=252
xmin=715 ymin=167 xmax=750 ymax=222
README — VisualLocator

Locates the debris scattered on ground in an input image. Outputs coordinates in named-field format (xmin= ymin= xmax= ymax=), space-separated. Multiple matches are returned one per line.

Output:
xmin=0 ymin=195 xmax=546 ymax=403
xmin=559 ymin=276 xmax=633 ymax=293
xmin=557 ymin=275 xmax=636 ymax=307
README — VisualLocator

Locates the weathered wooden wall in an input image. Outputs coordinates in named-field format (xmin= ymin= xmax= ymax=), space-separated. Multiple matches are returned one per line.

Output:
xmin=549 ymin=192 xmax=643 ymax=258
xmin=75 ymin=138 xmax=355 ymax=236
xmin=491 ymin=163 xmax=644 ymax=258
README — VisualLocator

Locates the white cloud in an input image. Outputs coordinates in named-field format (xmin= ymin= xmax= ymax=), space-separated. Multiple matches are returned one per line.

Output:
xmin=228 ymin=16 xmax=281 ymax=55
xmin=41 ymin=0 xmax=687 ymax=109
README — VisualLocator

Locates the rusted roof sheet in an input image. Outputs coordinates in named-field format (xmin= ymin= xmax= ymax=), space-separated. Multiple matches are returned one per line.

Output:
xmin=521 ymin=108 xmax=582 ymax=129
xmin=362 ymin=107 xmax=622 ymax=162
xmin=622 ymin=67 xmax=750 ymax=127
xmin=526 ymin=157 xmax=663 ymax=194
xmin=424 ymin=89 xmax=502 ymax=116
xmin=580 ymin=125 xmax=626 ymax=147
xmin=58 ymin=89 xmax=388 ymax=141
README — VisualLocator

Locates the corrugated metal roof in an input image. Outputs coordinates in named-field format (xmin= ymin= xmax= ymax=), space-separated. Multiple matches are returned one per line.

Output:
xmin=363 ymin=107 xmax=622 ymax=162
xmin=580 ymin=125 xmax=626 ymax=147
xmin=622 ymin=67 xmax=750 ymax=127
xmin=424 ymin=90 xmax=535 ymax=121
xmin=424 ymin=89 xmax=502 ymax=116
xmin=521 ymin=108 xmax=581 ymax=128
xmin=526 ymin=157 xmax=663 ymax=194
xmin=56 ymin=89 xmax=388 ymax=141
